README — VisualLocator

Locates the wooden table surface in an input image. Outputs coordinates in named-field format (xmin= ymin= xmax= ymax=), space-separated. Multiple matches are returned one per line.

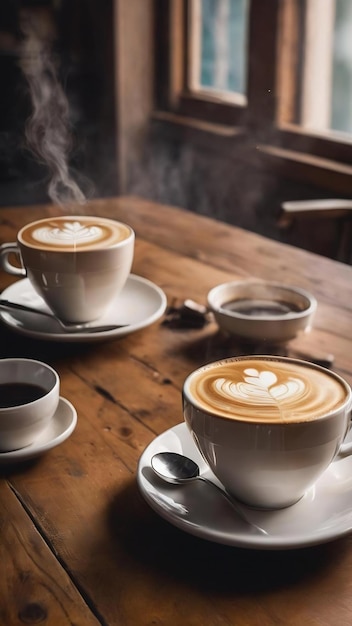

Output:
xmin=1 ymin=196 xmax=352 ymax=626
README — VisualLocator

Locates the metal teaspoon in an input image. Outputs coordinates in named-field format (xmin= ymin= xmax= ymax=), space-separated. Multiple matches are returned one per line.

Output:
xmin=151 ymin=451 xmax=267 ymax=535
xmin=0 ymin=299 xmax=128 ymax=333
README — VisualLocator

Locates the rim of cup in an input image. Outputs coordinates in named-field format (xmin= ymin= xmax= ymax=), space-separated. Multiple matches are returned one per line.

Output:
xmin=183 ymin=354 xmax=352 ymax=421
xmin=207 ymin=280 xmax=317 ymax=322
xmin=17 ymin=215 xmax=135 ymax=251
xmin=0 ymin=358 xmax=59 ymax=413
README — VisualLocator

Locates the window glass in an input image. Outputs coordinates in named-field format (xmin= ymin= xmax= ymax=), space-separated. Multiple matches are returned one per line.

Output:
xmin=331 ymin=0 xmax=352 ymax=133
xmin=189 ymin=0 xmax=249 ymax=98
xmin=301 ymin=0 xmax=352 ymax=137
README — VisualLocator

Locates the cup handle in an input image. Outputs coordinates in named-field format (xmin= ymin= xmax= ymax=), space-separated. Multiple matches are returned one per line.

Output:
xmin=337 ymin=417 xmax=352 ymax=457
xmin=0 ymin=243 xmax=26 ymax=277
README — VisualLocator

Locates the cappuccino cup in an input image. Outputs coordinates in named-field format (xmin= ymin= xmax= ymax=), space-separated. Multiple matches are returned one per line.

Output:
xmin=0 ymin=215 xmax=135 ymax=323
xmin=183 ymin=355 xmax=352 ymax=509
xmin=0 ymin=358 xmax=59 ymax=451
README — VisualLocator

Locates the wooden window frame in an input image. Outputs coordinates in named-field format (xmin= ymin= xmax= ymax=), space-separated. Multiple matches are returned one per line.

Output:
xmin=153 ymin=0 xmax=352 ymax=194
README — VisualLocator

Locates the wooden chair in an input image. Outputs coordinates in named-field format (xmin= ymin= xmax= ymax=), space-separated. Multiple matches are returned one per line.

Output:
xmin=279 ymin=199 xmax=352 ymax=264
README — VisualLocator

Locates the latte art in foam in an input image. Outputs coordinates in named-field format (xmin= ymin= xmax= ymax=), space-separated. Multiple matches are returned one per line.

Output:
xmin=187 ymin=357 xmax=347 ymax=423
xmin=214 ymin=368 xmax=306 ymax=406
xmin=19 ymin=216 xmax=131 ymax=251
xmin=34 ymin=222 xmax=103 ymax=246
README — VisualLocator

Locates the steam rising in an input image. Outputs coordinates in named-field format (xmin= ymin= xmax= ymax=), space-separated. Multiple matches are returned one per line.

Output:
xmin=19 ymin=14 xmax=86 ymax=206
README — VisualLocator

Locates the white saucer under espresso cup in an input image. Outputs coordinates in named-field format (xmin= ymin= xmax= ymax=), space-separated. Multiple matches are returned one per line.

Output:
xmin=0 ymin=215 xmax=135 ymax=323
xmin=0 ymin=358 xmax=60 ymax=452
xmin=183 ymin=355 xmax=352 ymax=509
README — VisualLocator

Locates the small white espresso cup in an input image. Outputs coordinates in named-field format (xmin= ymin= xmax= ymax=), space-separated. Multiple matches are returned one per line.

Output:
xmin=0 ymin=215 xmax=135 ymax=323
xmin=0 ymin=358 xmax=60 ymax=452
xmin=183 ymin=355 xmax=352 ymax=509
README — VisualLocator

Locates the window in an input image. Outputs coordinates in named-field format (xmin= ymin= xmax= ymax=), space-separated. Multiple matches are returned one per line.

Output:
xmin=301 ymin=0 xmax=352 ymax=135
xmin=188 ymin=0 xmax=249 ymax=102
xmin=332 ymin=0 xmax=352 ymax=133
xmin=154 ymin=0 xmax=352 ymax=194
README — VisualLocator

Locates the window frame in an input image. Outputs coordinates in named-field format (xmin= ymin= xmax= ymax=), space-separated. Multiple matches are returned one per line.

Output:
xmin=153 ymin=0 xmax=352 ymax=194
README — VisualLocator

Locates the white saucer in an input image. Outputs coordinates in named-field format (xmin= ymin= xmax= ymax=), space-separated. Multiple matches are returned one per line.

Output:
xmin=137 ymin=422 xmax=352 ymax=550
xmin=0 ymin=274 xmax=167 ymax=342
xmin=0 ymin=397 xmax=77 ymax=463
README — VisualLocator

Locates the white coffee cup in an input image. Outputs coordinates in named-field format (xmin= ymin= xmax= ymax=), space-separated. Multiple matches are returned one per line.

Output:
xmin=0 ymin=358 xmax=60 ymax=451
xmin=207 ymin=280 xmax=317 ymax=343
xmin=183 ymin=355 xmax=352 ymax=509
xmin=0 ymin=215 xmax=135 ymax=323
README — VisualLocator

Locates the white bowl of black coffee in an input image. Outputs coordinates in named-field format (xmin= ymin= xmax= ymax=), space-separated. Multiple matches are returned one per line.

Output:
xmin=0 ymin=358 xmax=59 ymax=451
xmin=207 ymin=280 xmax=317 ymax=343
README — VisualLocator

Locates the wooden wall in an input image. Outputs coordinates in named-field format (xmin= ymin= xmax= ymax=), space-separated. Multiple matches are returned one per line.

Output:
xmin=0 ymin=0 xmax=349 ymax=262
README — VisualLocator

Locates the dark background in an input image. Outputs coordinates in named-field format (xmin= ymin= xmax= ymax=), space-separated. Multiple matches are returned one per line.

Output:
xmin=0 ymin=0 xmax=117 ymax=206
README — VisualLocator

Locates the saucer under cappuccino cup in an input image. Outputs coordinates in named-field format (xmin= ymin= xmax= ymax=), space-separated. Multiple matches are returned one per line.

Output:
xmin=183 ymin=355 xmax=352 ymax=509
xmin=0 ymin=215 xmax=135 ymax=323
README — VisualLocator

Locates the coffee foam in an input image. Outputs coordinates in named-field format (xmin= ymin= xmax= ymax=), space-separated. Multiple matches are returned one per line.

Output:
xmin=19 ymin=216 xmax=131 ymax=251
xmin=186 ymin=357 xmax=348 ymax=423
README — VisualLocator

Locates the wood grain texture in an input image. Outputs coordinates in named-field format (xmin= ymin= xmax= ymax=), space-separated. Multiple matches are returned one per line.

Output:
xmin=0 ymin=482 xmax=100 ymax=625
xmin=0 ymin=196 xmax=352 ymax=625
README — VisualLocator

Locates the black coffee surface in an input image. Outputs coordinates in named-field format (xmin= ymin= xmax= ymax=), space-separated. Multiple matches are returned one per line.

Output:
xmin=0 ymin=382 xmax=46 ymax=407
xmin=221 ymin=298 xmax=302 ymax=317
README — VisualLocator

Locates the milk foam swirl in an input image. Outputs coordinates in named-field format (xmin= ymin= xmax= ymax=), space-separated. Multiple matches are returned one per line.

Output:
xmin=20 ymin=216 xmax=131 ymax=251
xmin=34 ymin=222 xmax=103 ymax=246
xmin=187 ymin=358 xmax=347 ymax=423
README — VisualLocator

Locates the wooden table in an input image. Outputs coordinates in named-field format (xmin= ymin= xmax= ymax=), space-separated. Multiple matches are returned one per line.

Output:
xmin=1 ymin=196 xmax=352 ymax=625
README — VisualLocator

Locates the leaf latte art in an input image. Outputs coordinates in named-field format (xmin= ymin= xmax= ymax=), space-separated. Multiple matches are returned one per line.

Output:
xmin=187 ymin=358 xmax=347 ymax=423
xmin=34 ymin=222 xmax=103 ymax=246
